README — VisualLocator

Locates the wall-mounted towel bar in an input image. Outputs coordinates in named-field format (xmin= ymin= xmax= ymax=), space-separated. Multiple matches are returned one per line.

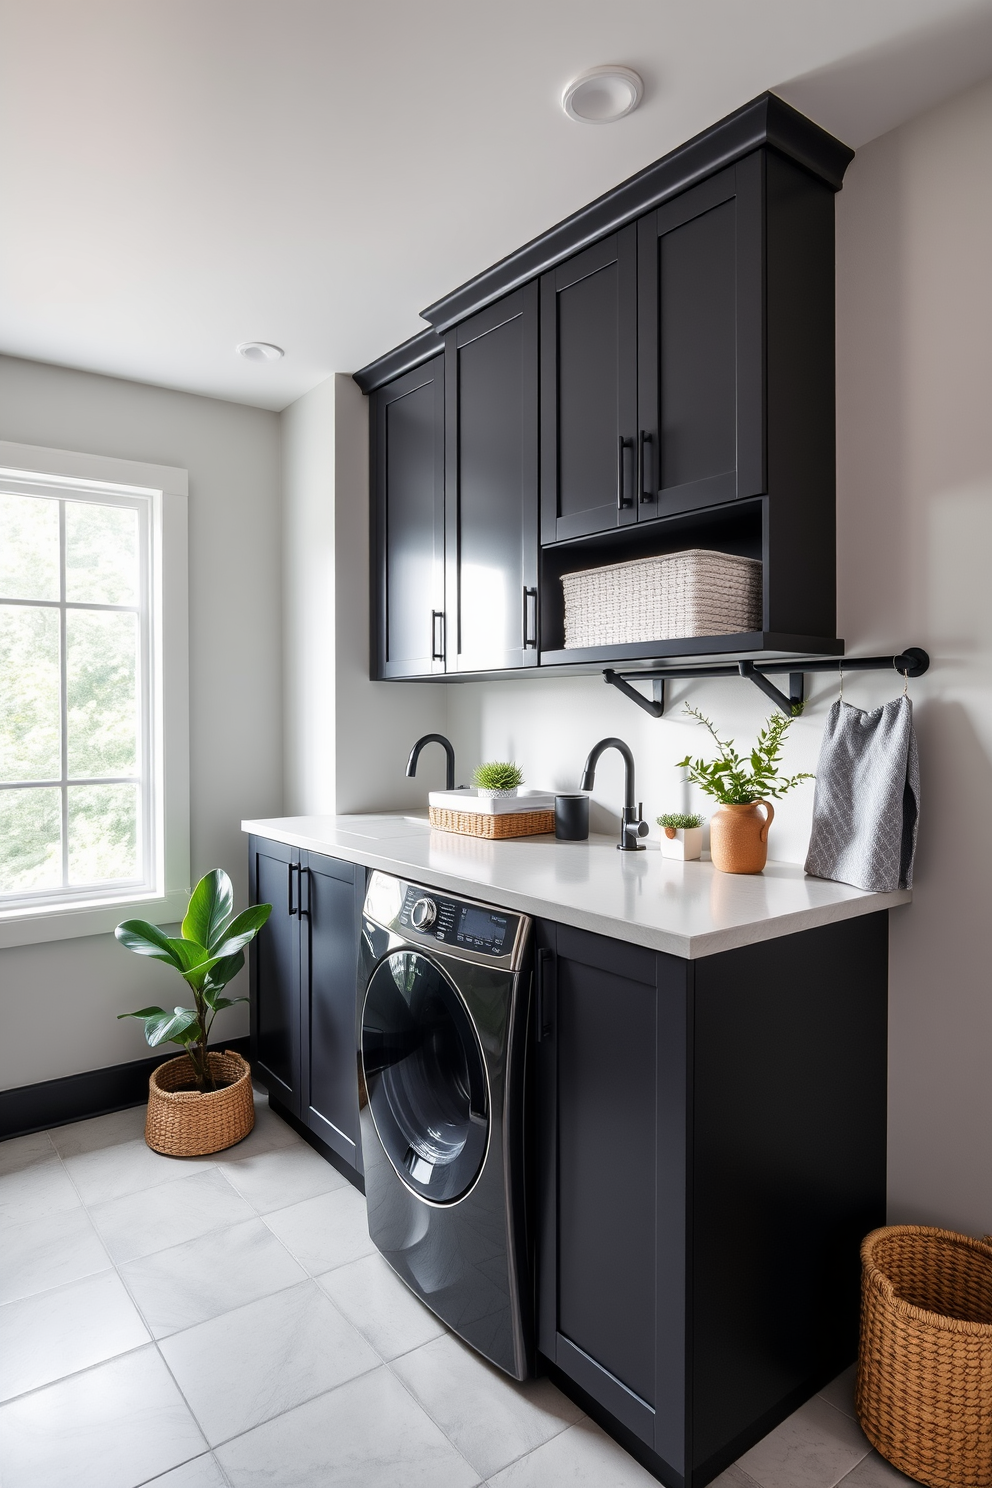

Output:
xmin=603 ymin=648 xmax=930 ymax=718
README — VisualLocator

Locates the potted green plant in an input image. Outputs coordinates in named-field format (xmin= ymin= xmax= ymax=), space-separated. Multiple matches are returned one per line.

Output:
xmin=116 ymin=869 xmax=272 ymax=1155
xmin=656 ymin=811 xmax=705 ymax=861
xmin=676 ymin=706 xmax=813 ymax=873
xmin=472 ymin=760 xmax=525 ymax=804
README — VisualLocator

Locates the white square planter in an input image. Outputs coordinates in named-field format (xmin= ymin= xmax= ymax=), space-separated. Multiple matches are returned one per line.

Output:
xmin=659 ymin=826 xmax=703 ymax=861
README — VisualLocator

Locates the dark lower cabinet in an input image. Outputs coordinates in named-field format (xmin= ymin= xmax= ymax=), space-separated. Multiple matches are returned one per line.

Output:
xmin=536 ymin=913 xmax=888 ymax=1488
xmin=249 ymin=836 xmax=364 ymax=1180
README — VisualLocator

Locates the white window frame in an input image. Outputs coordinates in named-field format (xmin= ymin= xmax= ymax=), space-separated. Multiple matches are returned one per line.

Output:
xmin=0 ymin=440 xmax=190 ymax=948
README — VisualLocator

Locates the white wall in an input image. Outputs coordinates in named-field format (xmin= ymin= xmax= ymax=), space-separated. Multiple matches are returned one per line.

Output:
xmin=441 ymin=78 xmax=992 ymax=1237
xmin=0 ymin=356 xmax=283 ymax=1089
xmin=281 ymin=373 xmax=446 ymax=816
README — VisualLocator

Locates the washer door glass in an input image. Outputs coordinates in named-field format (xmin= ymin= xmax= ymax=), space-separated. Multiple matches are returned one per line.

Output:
xmin=361 ymin=951 xmax=489 ymax=1204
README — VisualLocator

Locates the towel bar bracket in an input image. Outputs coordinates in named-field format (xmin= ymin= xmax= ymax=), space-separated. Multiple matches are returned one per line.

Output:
xmin=603 ymin=648 xmax=930 ymax=719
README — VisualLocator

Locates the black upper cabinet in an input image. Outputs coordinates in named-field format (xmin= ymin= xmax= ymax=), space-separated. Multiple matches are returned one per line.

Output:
xmin=540 ymin=229 xmax=637 ymax=544
xmin=372 ymin=358 xmax=445 ymax=679
xmin=638 ymin=159 xmax=763 ymax=518
xmin=444 ymin=283 xmax=539 ymax=673
xmin=360 ymin=94 xmax=852 ymax=675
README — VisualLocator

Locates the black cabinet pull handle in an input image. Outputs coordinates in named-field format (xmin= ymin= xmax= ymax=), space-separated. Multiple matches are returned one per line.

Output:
xmin=297 ymin=865 xmax=310 ymax=920
xmin=431 ymin=610 xmax=445 ymax=662
xmin=287 ymin=860 xmax=297 ymax=918
xmin=536 ymin=947 xmax=554 ymax=1042
xmin=617 ymin=436 xmax=633 ymax=509
xmin=638 ymin=430 xmax=654 ymax=502
xmin=523 ymin=587 xmax=538 ymax=649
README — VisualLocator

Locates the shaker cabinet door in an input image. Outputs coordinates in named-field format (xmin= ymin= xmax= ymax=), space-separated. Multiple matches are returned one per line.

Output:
xmin=637 ymin=157 xmax=764 ymax=520
xmin=540 ymin=228 xmax=638 ymax=544
xmin=444 ymin=284 xmax=539 ymax=672
xmin=249 ymin=836 xmax=303 ymax=1118
xmin=302 ymin=852 xmax=363 ymax=1172
xmin=373 ymin=357 xmax=445 ymax=678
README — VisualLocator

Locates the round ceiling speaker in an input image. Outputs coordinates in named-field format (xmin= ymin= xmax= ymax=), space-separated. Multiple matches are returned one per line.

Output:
xmin=237 ymin=342 xmax=285 ymax=362
xmin=561 ymin=66 xmax=643 ymax=125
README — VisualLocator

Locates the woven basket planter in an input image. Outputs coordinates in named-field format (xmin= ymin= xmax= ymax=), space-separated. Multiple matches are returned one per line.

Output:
xmin=145 ymin=1049 xmax=255 ymax=1156
xmin=858 ymin=1225 xmax=992 ymax=1488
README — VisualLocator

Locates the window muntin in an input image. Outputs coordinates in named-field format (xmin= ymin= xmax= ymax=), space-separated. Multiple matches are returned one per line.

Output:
xmin=0 ymin=475 xmax=159 ymax=910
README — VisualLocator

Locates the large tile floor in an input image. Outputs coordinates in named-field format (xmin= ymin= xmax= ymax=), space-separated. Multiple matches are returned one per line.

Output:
xmin=0 ymin=1089 xmax=915 ymax=1488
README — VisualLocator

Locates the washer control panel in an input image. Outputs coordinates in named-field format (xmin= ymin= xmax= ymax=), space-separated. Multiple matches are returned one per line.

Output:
xmin=397 ymin=885 xmax=512 ymax=957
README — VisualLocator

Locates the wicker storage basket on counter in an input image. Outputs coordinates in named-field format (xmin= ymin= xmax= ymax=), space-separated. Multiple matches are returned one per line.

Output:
xmin=857 ymin=1225 xmax=992 ymax=1488
xmin=428 ymin=806 xmax=554 ymax=839
xmin=145 ymin=1048 xmax=254 ymax=1156
xmin=561 ymin=548 xmax=762 ymax=649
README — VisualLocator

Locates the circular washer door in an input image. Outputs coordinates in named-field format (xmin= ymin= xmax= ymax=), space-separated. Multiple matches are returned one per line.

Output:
xmin=361 ymin=950 xmax=489 ymax=1205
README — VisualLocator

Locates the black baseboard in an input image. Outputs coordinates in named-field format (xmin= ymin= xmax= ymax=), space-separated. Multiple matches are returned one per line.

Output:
xmin=0 ymin=1037 xmax=252 ymax=1141
xmin=268 ymin=1094 xmax=365 ymax=1195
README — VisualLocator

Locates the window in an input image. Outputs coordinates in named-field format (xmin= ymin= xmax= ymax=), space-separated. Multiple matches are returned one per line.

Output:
xmin=0 ymin=441 xmax=189 ymax=947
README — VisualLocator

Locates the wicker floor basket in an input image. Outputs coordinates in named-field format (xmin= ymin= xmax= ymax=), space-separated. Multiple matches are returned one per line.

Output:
xmin=145 ymin=1049 xmax=255 ymax=1156
xmin=858 ymin=1225 xmax=992 ymax=1488
xmin=428 ymin=806 xmax=554 ymax=839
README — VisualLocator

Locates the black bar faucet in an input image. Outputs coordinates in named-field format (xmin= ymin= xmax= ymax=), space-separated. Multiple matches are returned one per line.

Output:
xmin=406 ymin=733 xmax=456 ymax=792
xmin=579 ymin=737 xmax=649 ymax=851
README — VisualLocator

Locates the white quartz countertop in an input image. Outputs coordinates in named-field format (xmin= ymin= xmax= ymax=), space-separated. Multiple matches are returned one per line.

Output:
xmin=242 ymin=813 xmax=912 ymax=960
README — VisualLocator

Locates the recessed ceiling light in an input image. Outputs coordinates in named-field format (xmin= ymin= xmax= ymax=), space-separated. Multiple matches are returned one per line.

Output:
xmin=561 ymin=66 xmax=643 ymax=125
xmin=237 ymin=341 xmax=284 ymax=362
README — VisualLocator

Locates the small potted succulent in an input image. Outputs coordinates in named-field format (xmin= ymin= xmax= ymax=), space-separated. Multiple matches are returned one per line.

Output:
xmin=656 ymin=811 xmax=705 ymax=861
xmin=677 ymin=705 xmax=813 ymax=874
xmin=472 ymin=760 xmax=525 ymax=804
xmin=116 ymin=869 xmax=272 ymax=1156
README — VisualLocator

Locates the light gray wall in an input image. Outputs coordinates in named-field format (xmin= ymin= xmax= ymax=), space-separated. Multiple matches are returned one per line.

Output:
xmin=280 ymin=373 xmax=446 ymax=816
xmin=442 ymin=77 xmax=992 ymax=1237
xmin=0 ymin=356 xmax=283 ymax=1088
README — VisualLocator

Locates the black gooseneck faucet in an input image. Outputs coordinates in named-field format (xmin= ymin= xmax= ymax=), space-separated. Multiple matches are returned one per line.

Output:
xmin=406 ymin=733 xmax=456 ymax=792
xmin=579 ymin=737 xmax=649 ymax=852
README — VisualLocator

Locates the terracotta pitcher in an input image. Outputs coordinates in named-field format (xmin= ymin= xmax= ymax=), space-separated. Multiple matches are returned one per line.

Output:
xmin=709 ymin=800 xmax=774 ymax=874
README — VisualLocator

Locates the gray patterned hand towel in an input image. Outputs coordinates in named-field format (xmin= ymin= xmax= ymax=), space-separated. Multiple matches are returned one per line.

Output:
xmin=804 ymin=695 xmax=920 ymax=891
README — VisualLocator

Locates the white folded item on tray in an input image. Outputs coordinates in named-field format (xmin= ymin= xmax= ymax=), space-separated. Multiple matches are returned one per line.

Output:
xmin=428 ymin=788 xmax=557 ymax=816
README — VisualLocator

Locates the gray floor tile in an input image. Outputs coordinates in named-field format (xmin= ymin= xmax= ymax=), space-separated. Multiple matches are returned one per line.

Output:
xmin=216 ymin=1365 xmax=479 ymax=1487
xmin=391 ymin=1331 xmax=584 ymax=1478
xmin=0 ymin=1268 xmax=149 ymax=1400
xmin=60 ymin=1135 xmax=207 ymax=1207
xmin=709 ymin=1467 xmax=763 ymax=1487
xmin=0 ymin=1203 xmax=111 ymax=1303
xmin=263 ymin=1183 xmax=376 ymax=1274
xmin=0 ymin=1153 xmax=81 ymax=1228
xmin=0 ymin=1130 xmax=56 ymax=1175
xmin=223 ymin=1141 xmax=347 ymax=1214
xmin=160 ymin=1279 xmax=379 ymax=1445
xmin=89 ymin=1167 xmax=256 ymax=1263
xmin=206 ymin=1100 xmax=302 ymax=1164
xmin=121 ymin=1216 xmax=306 ymax=1337
xmin=0 ymin=1343 xmax=206 ymax=1488
xmin=145 ymin=1456 xmax=230 ymax=1487
xmin=837 ymin=1451 xmax=918 ymax=1485
xmin=818 ymin=1363 xmax=858 ymax=1421
xmin=317 ymin=1250 xmax=446 ymax=1360
xmin=48 ymin=1104 xmax=148 ymax=1157
xmin=487 ymin=1417 xmax=659 ymax=1486
xmin=736 ymin=1394 xmax=872 ymax=1488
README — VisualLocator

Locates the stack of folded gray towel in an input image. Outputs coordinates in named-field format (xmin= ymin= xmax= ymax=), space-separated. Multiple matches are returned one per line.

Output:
xmin=805 ymin=695 xmax=920 ymax=892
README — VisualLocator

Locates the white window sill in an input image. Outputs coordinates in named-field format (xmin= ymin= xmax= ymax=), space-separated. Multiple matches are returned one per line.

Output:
xmin=0 ymin=888 xmax=192 ymax=948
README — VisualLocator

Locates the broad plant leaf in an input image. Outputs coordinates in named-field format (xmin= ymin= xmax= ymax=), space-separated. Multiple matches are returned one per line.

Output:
xmin=118 ymin=1005 xmax=166 ymax=1020
xmin=202 ymin=994 xmax=248 ymax=1014
xmin=214 ymin=904 xmax=272 ymax=959
xmin=115 ymin=921 xmax=184 ymax=969
xmin=182 ymin=870 xmax=234 ymax=953
xmin=202 ymin=950 xmax=245 ymax=998
xmin=120 ymin=1006 xmax=201 ymax=1049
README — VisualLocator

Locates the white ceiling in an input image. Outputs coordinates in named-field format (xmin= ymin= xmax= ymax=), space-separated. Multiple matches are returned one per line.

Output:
xmin=3 ymin=0 xmax=992 ymax=411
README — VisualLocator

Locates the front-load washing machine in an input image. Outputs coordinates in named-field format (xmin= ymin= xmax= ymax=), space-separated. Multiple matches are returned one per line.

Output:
xmin=357 ymin=870 xmax=532 ymax=1379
